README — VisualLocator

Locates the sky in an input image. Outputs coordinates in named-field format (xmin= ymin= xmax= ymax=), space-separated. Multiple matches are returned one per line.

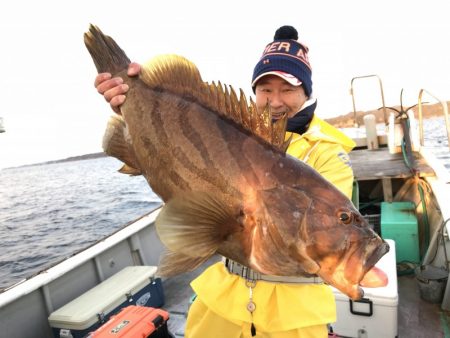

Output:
xmin=1 ymin=0 xmax=450 ymax=169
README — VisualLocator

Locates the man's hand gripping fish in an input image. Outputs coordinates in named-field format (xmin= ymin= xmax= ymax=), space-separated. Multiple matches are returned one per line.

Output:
xmin=84 ymin=25 xmax=389 ymax=300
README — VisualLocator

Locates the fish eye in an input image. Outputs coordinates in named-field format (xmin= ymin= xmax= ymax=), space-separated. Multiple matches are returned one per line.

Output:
xmin=339 ymin=212 xmax=353 ymax=224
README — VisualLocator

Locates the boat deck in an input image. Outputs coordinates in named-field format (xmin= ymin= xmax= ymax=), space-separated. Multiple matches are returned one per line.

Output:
xmin=163 ymin=256 xmax=221 ymax=337
xmin=162 ymin=259 xmax=448 ymax=337
xmin=349 ymin=147 xmax=435 ymax=181
xmin=398 ymin=274 xmax=448 ymax=338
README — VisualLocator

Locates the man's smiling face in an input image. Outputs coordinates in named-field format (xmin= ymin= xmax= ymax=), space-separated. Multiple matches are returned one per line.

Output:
xmin=254 ymin=75 xmax=307 ymax=120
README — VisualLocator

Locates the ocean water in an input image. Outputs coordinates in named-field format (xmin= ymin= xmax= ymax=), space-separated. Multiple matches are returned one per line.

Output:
xmin=0 ymin=157 xmax=162 ymax=290
xmin=0 ymin=117 xmax=448 ymax=291
xmin=421 ymin=117 xmax=450 ymax=168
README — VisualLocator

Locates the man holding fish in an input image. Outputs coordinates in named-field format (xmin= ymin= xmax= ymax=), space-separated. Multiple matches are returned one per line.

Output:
xmin=92 ymin=25 xmax=387 ymax=338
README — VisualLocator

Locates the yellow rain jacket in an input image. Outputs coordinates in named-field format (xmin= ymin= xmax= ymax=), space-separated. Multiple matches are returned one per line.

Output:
xmin=285 ymin=115 xmax=355 ymax=198
xmin=185 ymin=115 xmax=355 ymax=338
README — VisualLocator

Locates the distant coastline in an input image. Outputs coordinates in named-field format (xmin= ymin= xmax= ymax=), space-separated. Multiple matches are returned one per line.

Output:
xmin=6 ymin=152 xmax=108 ymax=170
xmin=5 ymin=101 xmax=448 ymax=170
xmin=41 ymin=152 xmax=108 ymax=165
xmin=324 ymin=101 xmax=449 ymax=128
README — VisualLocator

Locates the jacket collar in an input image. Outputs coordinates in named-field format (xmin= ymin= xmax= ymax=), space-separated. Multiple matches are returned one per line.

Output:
xmin=287 ymin=115 xmax=356 ymax=153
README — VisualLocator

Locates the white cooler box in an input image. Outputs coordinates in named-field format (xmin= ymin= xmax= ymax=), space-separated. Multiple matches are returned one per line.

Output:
xmin=330 ymin=239 xmax=398 ymax=338
xmin=48 ymin=266 xmax=164 ymax=338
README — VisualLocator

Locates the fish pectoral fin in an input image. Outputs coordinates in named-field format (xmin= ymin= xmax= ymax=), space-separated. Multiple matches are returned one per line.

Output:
xmin=156 ymin=250 xmax=212 ymax=277
xmin=155 ymin=192 xmax=239 ymax=258
xmin=103 ymin=114 xmax=142 ymax=175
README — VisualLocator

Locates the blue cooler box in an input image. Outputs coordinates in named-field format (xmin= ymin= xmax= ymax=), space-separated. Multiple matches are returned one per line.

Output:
xmin=48 ymin=266 xmax=164 ymax=338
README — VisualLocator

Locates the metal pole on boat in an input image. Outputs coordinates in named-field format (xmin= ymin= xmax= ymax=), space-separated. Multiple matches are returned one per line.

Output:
xmin=418 ymin=89 xmax=450 ymax=151
xmin=350 ymin=75 xmax=387 ymax=128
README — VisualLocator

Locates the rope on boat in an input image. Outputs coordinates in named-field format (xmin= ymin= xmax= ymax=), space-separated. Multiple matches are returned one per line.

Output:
xmin=399 ymin=112 xmax=432 ymax=262
xmin=382 ymin=90 xmax=435 ymax=269
xmin=426 ymin=218 xmax=450 ymax=269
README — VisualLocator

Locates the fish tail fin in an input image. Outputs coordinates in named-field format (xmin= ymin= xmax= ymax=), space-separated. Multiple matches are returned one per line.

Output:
xmin=84 ymin=24 xmax=130 ymax=74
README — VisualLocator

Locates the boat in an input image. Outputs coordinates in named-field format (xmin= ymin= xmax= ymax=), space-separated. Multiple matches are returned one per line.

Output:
xmin=1 ymin=76 xmax=449 ymax=337
xmin=0 ymin=117 xmax=5 ymax=133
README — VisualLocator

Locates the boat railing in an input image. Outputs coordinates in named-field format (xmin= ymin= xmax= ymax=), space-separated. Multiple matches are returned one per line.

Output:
xmin=0 ymin=209 xmax=161 ymax=311
xmin=417 ymin=89 xmax=450 ymax=151
xmin=350 ymin=74 xmax=388 ymax=128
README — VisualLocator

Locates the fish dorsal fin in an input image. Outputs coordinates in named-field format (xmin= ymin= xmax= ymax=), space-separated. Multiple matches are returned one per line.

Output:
xmin=103 ymin=114 xmax=142 ymax=175
xmin=140 ymin=55 xmax=288 ymax=152
xmin=140 ymin=54 xmax=205 ymax=100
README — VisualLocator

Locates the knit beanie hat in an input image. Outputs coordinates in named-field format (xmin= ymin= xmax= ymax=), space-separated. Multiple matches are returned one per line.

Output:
xmin=251 ymin=26 xmax=312 ymax=97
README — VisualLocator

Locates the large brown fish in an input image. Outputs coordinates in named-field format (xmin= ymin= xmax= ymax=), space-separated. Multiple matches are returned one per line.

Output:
xmin=84 ymin=25 xmax=389 ymax=300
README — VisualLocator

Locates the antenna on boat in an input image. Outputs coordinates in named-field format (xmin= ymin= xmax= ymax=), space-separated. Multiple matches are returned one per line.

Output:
xmin=383 ymin=89 xmax=419 ymax=174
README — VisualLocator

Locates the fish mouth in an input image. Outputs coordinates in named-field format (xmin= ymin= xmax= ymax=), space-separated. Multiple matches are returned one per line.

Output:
xmin=358 ymin=239 xmax=390 ymax=288
xmin=324 ymin=238 xmax=390 ymax=300
xmin=364 ymin=239 xmax=390 ymax=270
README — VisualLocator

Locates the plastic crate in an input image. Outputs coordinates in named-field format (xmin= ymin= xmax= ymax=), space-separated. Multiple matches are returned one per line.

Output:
xmin=87 ymin=305 xmax=170 ymax=338
xmin=381 ymin=202 xmax=419 ymax=263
